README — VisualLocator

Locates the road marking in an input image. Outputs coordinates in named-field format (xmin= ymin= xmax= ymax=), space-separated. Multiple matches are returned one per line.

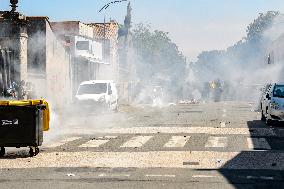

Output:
xmin=80 ymin=136 xmax=117 ymax=148
xmin=192 ymin=175 xmax=218 ymax=178
xmin=120 ymin=136 xmax=153 ymax=148
xmin=44 ymin=137 xmax=81 ymax=148
xmin=80 ymin=140 xmax=110 ymax=148
xmin=1 ymin=151 xmax=284 ymax=169
xmin=77 ymin=127 xmax=276 ymax=136
xmin=205 ymin=137 xmax=227 ymax=148
xmin=246 ymin=176 xmax=274 ymax=180
xmin=164 ymin=136 xmax=191 ymax=148
xmin=260 ymin=176 xmax=274 ymax=180
xmin=247 ymin=138 xmax=271 ymax=150
xmin=98 ymin=173 xmax=130 ymax=177
xmin=97 ymin=136 xmax=117 ymax=139
xmin=127 ymin=116 xmax=135 ymax=120
xmin=145 ymin=174 xmax=176 ymax=178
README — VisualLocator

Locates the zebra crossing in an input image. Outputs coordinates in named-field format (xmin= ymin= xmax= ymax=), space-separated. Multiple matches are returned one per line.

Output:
xmin=1 ymin=126 xmax=282 ymax=170
xmin=43 ymin=132 xmax=273 ymax=151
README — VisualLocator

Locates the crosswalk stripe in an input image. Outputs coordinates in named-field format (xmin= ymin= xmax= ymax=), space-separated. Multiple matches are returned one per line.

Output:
xmin=247 ymin=138 xmax=271 ymax=150
xmin=164 ymin=136 xmax=191 ymax=148
xmin=205 ymin=137 xmax=227 ymax=148
xmin=79 ymin=140 xmax=110 ymax=148
xmin=44 ymin=137 xmax=81 ymax=148
xmin=120 ymin=136 xmax=153 ymax=148
xmin=98 ymin=173 xmax=130 ymax=177
xmin=145 ymin=174 xmax=176 ymax=178
xmin=97 ymin=136 xmax=118 ymax=139
xmin=192 ymin=175 xmax=219 ymax=178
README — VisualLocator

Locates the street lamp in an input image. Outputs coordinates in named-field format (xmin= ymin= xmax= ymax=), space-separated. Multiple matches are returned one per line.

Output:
xmin=99 ymin=0 xmax=128 ymax=13
xmin=3 ymin=0 xmax=23 ymax=21
xmin=10 ymin=0 xmax=19 ymax=12
xmin=98 ymin=0 xmax=128 ymax=39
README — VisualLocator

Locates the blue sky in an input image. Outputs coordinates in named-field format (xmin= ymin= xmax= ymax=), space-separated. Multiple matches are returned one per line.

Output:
xmin=1 ymin=0 xmax=284 ymax=60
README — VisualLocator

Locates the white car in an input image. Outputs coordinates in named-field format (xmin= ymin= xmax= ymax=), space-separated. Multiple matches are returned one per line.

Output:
xmin=75 ymin=80 xmax=118 ymax=111
xmin=261 ymin=83 xmax=284 ymax=125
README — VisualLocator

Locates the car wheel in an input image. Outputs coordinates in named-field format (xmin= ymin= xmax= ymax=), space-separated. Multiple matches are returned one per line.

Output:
xmin=266 ymin=119 xmax=274 ymax=126
xmin=29 ymin=147 xmax=35 ymax=157
xmin=261 ymin=110 xmax=266 ymax=121
xmin=114 ymin=103 xmax=118 ymax=113
xmin=0 ymin=147 xmax=5 ymax=157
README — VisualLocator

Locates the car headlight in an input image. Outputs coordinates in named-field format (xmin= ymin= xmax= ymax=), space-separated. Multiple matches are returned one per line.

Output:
xmin=270 ymin=102 xmax=280 ymax=110
xmin=99 ymin=96 xmax=106 ymax=102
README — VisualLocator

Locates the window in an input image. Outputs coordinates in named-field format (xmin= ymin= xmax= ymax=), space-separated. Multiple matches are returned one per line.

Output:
xmin=273 ymin=85 xmax=284 ymax=98
xmin=76 ymin=41 xmax=89 ymax=50
xmin=77 ymin=83 xmax=107 ymax=95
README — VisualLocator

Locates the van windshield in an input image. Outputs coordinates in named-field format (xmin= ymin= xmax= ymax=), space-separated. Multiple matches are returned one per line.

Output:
xmin=273 ymin=85 xmax=284 ymax=98
xmin=77 ymin=83 xmax=107 ymax=95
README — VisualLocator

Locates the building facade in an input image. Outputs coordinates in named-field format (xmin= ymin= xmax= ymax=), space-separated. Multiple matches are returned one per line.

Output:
xmin=0 ymin=12 xmax=72 ymax=108
xmin=51 ymin=21 xmax=119 ymax=97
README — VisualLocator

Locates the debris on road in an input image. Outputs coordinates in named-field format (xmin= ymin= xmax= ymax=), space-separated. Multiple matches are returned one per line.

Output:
xmin=67 ymin=173 xmax=75 ymax=177
xmin=216 ymin=159 xmax=222 ymax=167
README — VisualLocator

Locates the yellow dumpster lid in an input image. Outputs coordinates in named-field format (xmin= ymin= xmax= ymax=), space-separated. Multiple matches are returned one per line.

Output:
xmin=0 ymin=99 xmax=46 ymax=106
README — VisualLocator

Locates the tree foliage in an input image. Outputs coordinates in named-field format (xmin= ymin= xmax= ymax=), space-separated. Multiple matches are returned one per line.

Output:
xmin=246 ymin=11 xmax=279 ymax=42
xmin=133 ymin=23 xmax=185 ymax=65
xmin=132 ymin=23 xmax=186 ymax=88
xmin=194 ymin=11 xmax=281 ymax=82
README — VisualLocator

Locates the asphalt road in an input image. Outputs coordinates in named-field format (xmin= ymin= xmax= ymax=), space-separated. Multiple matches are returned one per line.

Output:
xmin=0 ymin=101 xmax=284 ymax=189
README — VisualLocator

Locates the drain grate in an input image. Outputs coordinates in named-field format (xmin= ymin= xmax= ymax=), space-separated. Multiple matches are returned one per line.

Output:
xmin=183 ymin=161 xmax=200 ymax=165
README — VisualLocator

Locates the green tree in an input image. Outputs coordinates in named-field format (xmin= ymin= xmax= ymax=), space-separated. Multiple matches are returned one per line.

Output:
xmin=246 ymin=11 xmax=279 ymax=42
xmin=132 ymin=23 xmax=187 ymax=95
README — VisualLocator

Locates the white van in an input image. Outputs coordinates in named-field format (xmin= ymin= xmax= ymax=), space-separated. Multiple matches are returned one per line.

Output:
xmin=75 ymin=80 xmax=118 ymax=111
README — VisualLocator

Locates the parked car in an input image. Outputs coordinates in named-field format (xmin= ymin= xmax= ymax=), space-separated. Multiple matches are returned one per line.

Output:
xmin=260 ymin=83 xmax=284 ymax=125
xmin=75 ymin=80 xmax=118 ymax=112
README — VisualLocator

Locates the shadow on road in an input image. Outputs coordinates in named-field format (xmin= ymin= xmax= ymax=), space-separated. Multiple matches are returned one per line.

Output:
xmin=194 ymin=119 xmax=284 ymax=188
xmin=217 ymin=119 xmax=284 ymax=188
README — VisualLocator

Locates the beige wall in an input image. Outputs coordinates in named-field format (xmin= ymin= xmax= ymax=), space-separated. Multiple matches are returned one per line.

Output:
xmin=27 ymin=18 xmax=72 ymax=108
xmin=45 ymin=21 xmax=71 ymax=108
xmin=51 ymin=21 xmax=94 ymax=39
